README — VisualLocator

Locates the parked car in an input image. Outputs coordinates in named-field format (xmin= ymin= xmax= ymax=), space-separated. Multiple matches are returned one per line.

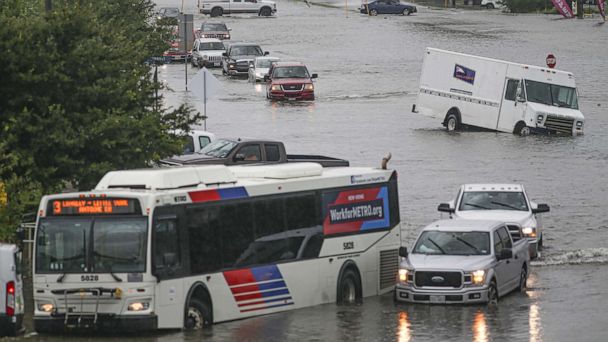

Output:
xmin=248 ymin=56 xmax=280 ymax=83
xmin=196 ymin=22 xmax=231 ymax=40
xmin=198 ymin=0 xmax=277 ymax=17
xmin=0 ymin=244 xmax=24 ymax=337
xmin=155 ymin=7 xmax=180 ymax=25
xmin=360 ymin=0 xmax=417 ymax=15
xmin=437 ymin=184 xmax=550 ymax=259
xmin=222 ymin=43 xmax=268 ymax=77
xmin=265 ymin=62 xmax=317 ymax=101
xmin=191 ymin=38 xmax=226 ymax=68
xmin=464 ymin=0 xmax=501 ymax=8
xmin=183 ymin=130 xmax=216 ymax=154
xmin=395 ymin=219 xmax=530 ymax=304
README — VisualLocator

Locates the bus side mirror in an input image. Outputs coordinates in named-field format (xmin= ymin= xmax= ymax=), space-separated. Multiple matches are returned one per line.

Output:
xmin=16 ymin=227 xmax=26 ymax=242
xmin=399 ymin=246 xmax=408 ymax=258
xmin=437 ymin=203 xmax=455 ymax=213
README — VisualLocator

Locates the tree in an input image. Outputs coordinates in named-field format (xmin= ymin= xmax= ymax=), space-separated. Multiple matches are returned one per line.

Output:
xmin=0 ymin=0 xmax=202 ymax=239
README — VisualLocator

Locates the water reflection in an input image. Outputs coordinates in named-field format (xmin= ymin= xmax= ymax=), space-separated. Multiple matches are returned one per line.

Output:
xmin=397 ymin=311 xmax=411 ymax=342
xmin=529 ymin=303 xmax=542 ymax=342
xmin=472 ymin=310 xmax=488 ymax=342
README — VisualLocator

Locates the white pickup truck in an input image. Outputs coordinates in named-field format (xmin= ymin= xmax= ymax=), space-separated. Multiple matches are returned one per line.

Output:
xmin=437 ymin=184 xmax=550 ymax=259
xmin=198 ymin=0 xmax=277 ymax=17
xmin=395 ymin=219 xmax=529 ymax=304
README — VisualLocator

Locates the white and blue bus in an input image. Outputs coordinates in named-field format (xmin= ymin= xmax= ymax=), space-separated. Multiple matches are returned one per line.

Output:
xmin=32 ymin=163 xmax=401 ymax=332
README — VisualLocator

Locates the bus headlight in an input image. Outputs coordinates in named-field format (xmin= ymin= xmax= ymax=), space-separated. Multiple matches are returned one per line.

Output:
xmin=522 ymin=226 xmax=537 ymax=238
xmin=38 ymin=303 xmax=54 ymax=313
xmin=472 ymin=270 xmax=485 ymax=285
xmin=128 ymin=301 xmax=150 ymax=311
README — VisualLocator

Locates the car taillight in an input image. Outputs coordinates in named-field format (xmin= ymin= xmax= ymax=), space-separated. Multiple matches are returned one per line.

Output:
xmin=6 ymin=281 xmax=15 ymax=316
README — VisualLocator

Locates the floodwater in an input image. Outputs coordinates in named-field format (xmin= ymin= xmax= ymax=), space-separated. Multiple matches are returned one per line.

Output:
xmin=11 ymin=1 xmax=608 ymax=341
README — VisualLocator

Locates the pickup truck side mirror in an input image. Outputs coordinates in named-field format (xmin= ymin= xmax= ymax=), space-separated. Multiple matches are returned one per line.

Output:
xmin=437 ymin=203 xmax=455 ymax=213
xmin=228 ymin=28 xmax=232 ymax=31
xmin=398 ymin=246 xmax=408 ymax=258
xmin=222 ymin=52 xmax=228 ymax=57
xmin=234 ymin=153 xmax=245 ymax=161
xmin=497 ymin=248 xmax=513 ymax=261
xmin=311 ymin=73 xmax=318 ymax=79
xmin=532 ymin=203 xmax=550 ymax=214
xmin=264 ymin=51 xmax=270 ymax=56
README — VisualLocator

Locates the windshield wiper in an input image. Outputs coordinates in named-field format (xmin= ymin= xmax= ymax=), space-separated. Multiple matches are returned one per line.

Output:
xmin=453 ymin=236 xmax=481 ymax=254
xmin=490 ymin=201 xmax=521 ymax=211
xmin=93 ymin=251 xmax=132 ymax=282
xmin=427 ymin=238 xmax=446 ymax=254
xmin=463 ymin=203 xmax=491 ymax=210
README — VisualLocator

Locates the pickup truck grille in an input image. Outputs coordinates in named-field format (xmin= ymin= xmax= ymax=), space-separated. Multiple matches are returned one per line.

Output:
xmin=207 ymin=56 xmax=222 ymax=62
xmin=236 ymin=61 xmax=251 ymax=72
xmin=415 ymin=271 xmax=462 ymax=288
xmin=544 ymin=115 xmax=574 ymax=134
xmin=282 ymin=84 xmax=304 ymax=91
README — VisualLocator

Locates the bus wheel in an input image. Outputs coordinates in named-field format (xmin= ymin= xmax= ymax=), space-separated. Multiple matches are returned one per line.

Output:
xmin=337 ymin=268 xmax=362 ymax=304
xmin=185 ymin=298 xmax=212 ymax=330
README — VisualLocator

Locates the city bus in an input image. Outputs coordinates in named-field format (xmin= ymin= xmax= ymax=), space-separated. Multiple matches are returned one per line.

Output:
xmin=32 ymin=163 xmax=401 ymax=332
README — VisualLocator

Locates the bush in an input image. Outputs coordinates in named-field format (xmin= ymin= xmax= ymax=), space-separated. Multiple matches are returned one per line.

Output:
xmin=501 ymin=0 xmax=555 ymax=12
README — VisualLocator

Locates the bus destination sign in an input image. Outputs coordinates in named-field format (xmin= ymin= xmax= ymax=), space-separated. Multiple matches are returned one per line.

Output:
xmin=49 ymin=198 xmax=141 ymax=216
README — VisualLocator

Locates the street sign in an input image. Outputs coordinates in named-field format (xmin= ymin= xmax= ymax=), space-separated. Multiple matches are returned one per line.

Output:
xmin=546 ymin=54 xmax=556 ymax=69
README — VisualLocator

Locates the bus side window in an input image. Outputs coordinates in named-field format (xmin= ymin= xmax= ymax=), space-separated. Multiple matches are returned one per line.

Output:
xmin=154 ymin=220 xmax=181 ymax=271
xmin=301 ymin=229 xmax=324 ymax=259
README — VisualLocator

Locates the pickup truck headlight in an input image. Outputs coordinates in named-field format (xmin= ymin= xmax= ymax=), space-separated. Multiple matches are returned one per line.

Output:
xmin=472 ymin=270 xmax=485 ymax=285
xmin=398 ymin=269 xmax=413 ymax=284
xmin=304 ymin=83 xmax=314 ymax=91
xmin=522 ymin=226 xmax=536 ymax=238
xmin=271 ymin=85 xmax=282 ymax=91
xmin=576 ymin=121 xmax=583 ymax=129
xmin=224 ymin=34 xmax=230 ymax=39
xmin=202 ymin=55 xmax=208 ymax=60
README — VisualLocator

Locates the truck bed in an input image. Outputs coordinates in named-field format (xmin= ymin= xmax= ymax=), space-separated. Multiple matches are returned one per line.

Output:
xmin=286 ymin=154 xmax=349 ymax=167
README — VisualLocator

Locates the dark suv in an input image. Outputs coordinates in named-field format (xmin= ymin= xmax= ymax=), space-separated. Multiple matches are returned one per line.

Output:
xmin=222 ymin=43 xmax=268 ymax=77
xmin=197 ymin=22 xmax=231 ymax=40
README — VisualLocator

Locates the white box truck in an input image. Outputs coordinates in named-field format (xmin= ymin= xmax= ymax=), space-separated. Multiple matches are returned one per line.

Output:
xmin=0 ymin=244 xmax=24 ymax=337
xmin=413 ymin=48 xmax=585 ymax=136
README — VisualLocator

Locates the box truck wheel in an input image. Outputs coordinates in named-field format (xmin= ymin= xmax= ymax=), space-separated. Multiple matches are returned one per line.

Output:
xmin=514 ymin=122 xmax=530 ymax=136
xmin=445 ymin=112 xmax=460 ymax=131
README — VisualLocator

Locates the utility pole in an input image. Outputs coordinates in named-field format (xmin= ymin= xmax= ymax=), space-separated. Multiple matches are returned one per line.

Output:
xmin=577 ymin=0 xmax=584 ymax=18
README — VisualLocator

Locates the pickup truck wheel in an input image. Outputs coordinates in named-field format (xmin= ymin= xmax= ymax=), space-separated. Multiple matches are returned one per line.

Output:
xmin=259 ymin=7 xmax=272 ymax=16
xmin=211 ymin=7 xmax=223 ymax=17
xmin=519 ymin=268 xmax=528 ymax=293
xmin=487 ymin=280 xmax=498 ymax=305
xmin=402 ymin=8 xmax=411 ymax=15
xmin=369 ymin=9 xmax=378 ymax=16
xmin=445 ymin=113 xmax=460 ymax=131
xmin=538 ymin=234 xmax=543 ymax=249
xmin=485 ymin=3 xmax=495 ymax=9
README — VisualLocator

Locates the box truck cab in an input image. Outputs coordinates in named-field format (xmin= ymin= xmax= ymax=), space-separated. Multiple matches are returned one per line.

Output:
xmin=413 ymin=48 xmax=584 ymax=136
xmin=0 ymin=244 xmax=24 ymax=337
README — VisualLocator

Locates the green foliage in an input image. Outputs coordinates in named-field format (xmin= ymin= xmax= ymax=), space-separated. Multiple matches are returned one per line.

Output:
xmin=501 ymin=0 xmax=552 ymax=12
xmin=0 ymin=0 xmax=202 ymax=235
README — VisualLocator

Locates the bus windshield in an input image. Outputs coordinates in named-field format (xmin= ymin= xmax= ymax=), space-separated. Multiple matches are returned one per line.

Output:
xmin=36 ymin=217 xmax=147 ymax=274
xmin=524 ymin=79 xmax=579 ymax=109
xmin=413 ymin=231 xmax=490 ymax=256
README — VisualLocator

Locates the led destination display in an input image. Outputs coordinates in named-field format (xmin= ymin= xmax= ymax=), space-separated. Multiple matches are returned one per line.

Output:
xmin=48 ymin=198 xmax=141 ymax=216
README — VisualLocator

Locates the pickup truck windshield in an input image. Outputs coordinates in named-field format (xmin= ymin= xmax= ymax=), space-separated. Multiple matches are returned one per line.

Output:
xmin=524 ymin=79 xmax=579 ymax=109
xmin=413 ymin=231 xmax=490 ymax=255
xmin=272 ymin=66 xmax=310 ymax=79
xmin=231 ymin=46 xmax=263 ymax=56
xmin=257 ymin=59 xmax=278 ymax=68
xmin=459 ymin=191 xmax=528 ymax=211
xmin=36 ymin=217 xmax=147 ymax=274
xmin=198 ymin=139 xmax=238 ymax=157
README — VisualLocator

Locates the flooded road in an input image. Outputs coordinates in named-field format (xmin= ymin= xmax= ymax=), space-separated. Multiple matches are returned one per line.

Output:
xmin=10 ymin=1 xmax=608 ymax=341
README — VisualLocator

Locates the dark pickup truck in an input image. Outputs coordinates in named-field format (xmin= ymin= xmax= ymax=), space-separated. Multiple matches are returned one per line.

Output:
xmin=159 ymin=138 xmax=349 ymax=167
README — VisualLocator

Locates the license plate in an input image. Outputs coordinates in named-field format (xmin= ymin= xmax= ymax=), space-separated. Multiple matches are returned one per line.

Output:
xmin=430 ymin=295 xmax=445 ymax=303
xmin=288 ymin=97 xmax=296 ymax=101
xmin=213 ymin=62 xmax=220 ymax=66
